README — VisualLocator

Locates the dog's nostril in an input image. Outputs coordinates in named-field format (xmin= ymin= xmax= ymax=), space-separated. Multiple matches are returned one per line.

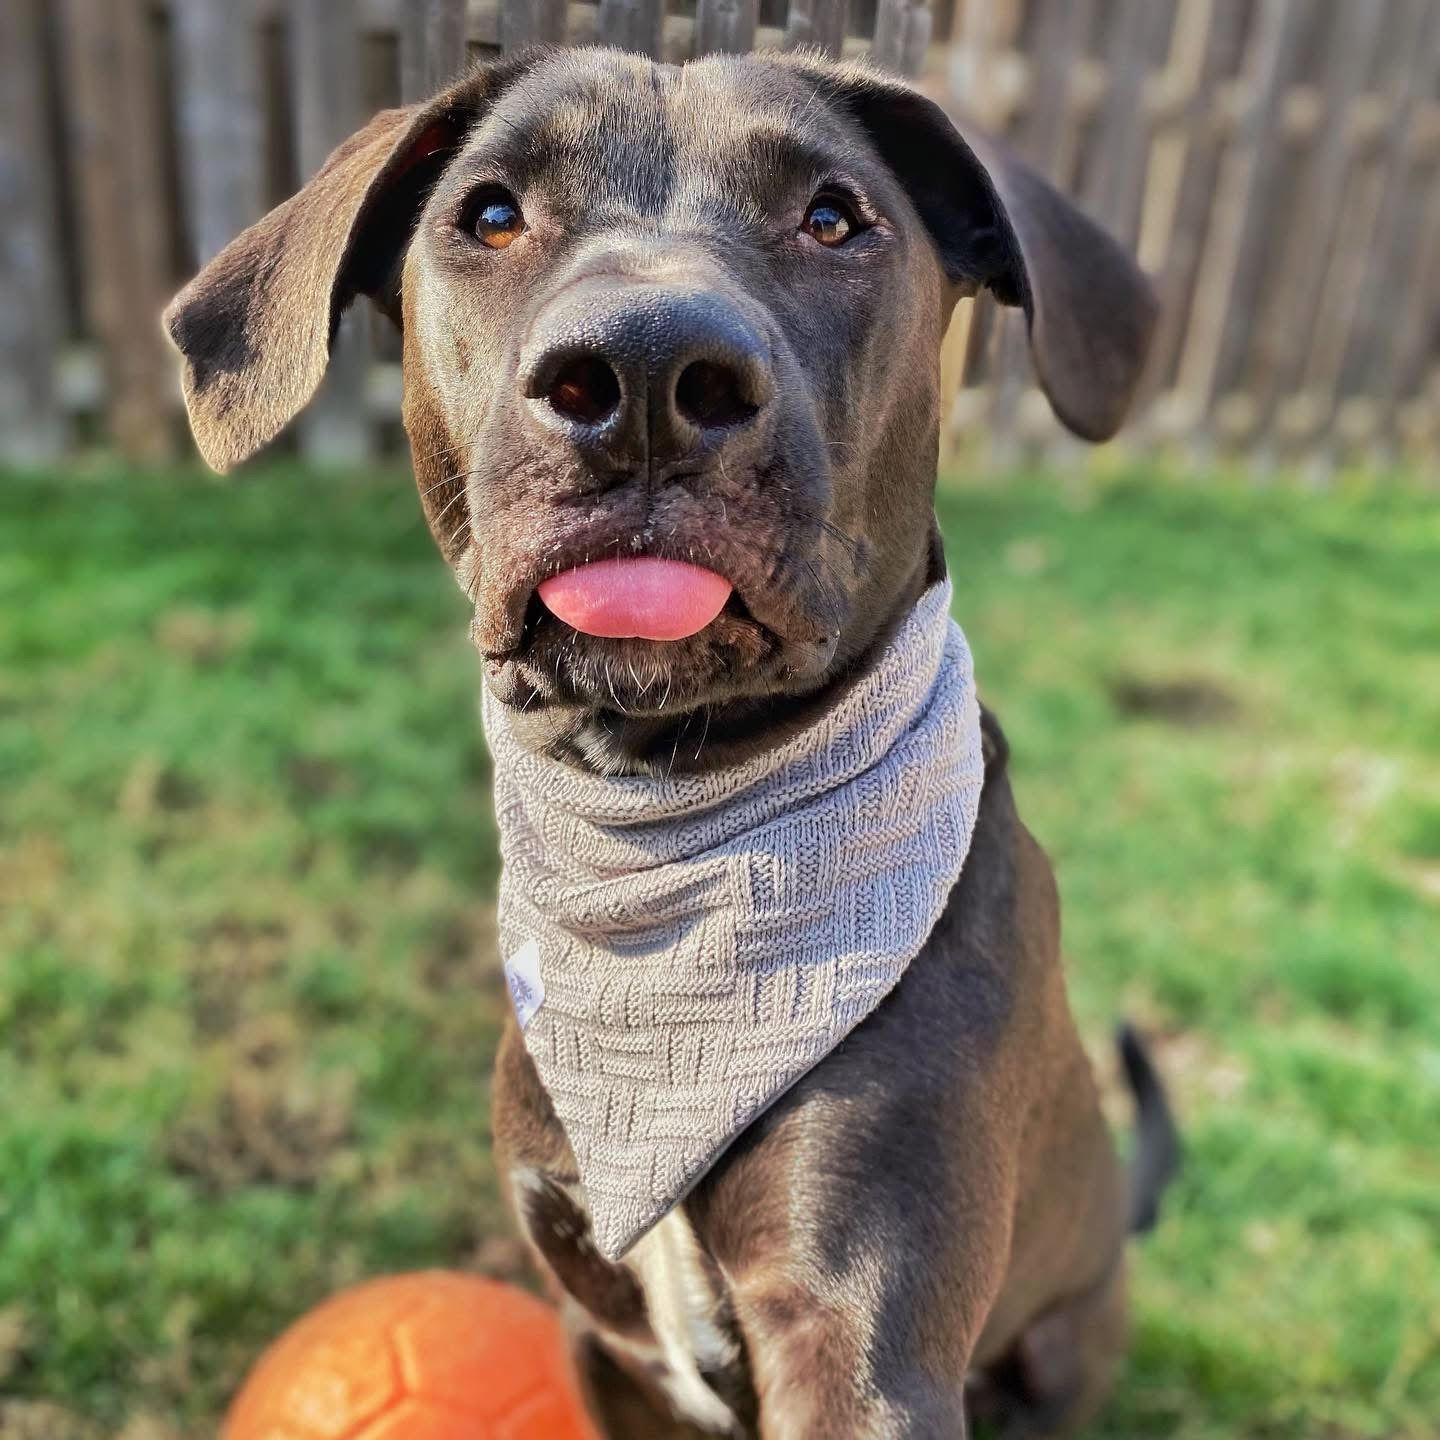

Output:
xmin=675 ymin=361 xmax=755 ymax=430
xmin=546 ymin=356 xmax=621 ymax=426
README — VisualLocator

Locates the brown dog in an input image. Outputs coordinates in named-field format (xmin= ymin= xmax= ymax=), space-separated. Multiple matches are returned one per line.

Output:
xmin=167 ymin=47 xmax=1178 ymax=1438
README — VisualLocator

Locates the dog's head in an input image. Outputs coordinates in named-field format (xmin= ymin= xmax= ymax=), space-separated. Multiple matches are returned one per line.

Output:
xmin=167 ymin=48 xmax=1154 ymax=771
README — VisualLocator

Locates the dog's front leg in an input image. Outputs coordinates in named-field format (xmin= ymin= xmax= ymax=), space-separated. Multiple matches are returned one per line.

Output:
xmin=687 ymin=1107 xmax=1016 ymax=1439
xmin=723 ymin=1274 xmax=977 ymax=1439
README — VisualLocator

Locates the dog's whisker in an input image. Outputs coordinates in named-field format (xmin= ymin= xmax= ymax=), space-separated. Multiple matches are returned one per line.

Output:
xmin=411 ymin=438 xmax=468 ymax=469
xmin=788 ymin=507 xmax=863 ymax=557
xmin=418 ymin=470 xmax=465 ymax=499
xmin=431 ymin=486 xmax=470 ymax=529
xmin=691 ymin=704 xmax=712 ymax=763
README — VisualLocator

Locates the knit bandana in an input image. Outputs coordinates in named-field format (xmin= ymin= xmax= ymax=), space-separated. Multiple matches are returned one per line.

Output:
xmin=482 ymin=580 xmax=984 ymax=1259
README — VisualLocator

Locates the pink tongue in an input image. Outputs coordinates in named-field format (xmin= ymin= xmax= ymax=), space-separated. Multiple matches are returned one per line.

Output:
xmin=537 ymin=557 xmax=733 ymax=641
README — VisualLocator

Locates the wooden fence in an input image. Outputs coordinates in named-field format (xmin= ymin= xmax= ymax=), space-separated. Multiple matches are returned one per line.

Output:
xmin=0 ymin=0 xmax=1436 ymax=472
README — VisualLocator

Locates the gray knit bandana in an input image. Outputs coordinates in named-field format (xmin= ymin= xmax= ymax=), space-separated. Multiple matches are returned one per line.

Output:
xmin=482 ymin=580 xmax=984 ymax=1259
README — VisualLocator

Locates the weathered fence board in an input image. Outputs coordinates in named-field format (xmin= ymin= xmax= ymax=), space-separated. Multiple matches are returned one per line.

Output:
xmin=785 ymin=0 xmax=850 ymax=58
xmin=696 ymin=0 xmax=761 ymax=57
xmin=1080 ymin=0 xmax=1175 ymax=249
xmin=60 ymin=0 xmax=175 ymax=463
xmin=1 ymin=0 xmax=1435 ymax=471
xmin=1336 ymin=4 xmax=1440 ymax=455
xmin=1254 ymin=3 xmax=1387 ymax=451
xmin=1385 ymin=163 xmax=1440 ymax=449
xmin=988 ymin=0 xmax=1094 ymax=449
xmin=1137 ymin=0 xmax=1250 ymax=434
xmin=1306 ymin=1 xmax=1437 ymax=451
xmin=1174 ymin=0 xmax=1308 ymax=447
xmin=400 ymin=0 xmax=469 ymax=99
xmin=172 ymin=0 xmax=265 ymax=266
xmin=872 ymin=0 xmax=933 ymax=76
xmin=599 ymin=0 xmax=667 ymax=57
xmin=289 ymin=0 xmax=372 ymax=463
xmin=501 ymin=0 xmax=568 ymax=50
xmin=0 ymin=0 xmax=66 ymax=463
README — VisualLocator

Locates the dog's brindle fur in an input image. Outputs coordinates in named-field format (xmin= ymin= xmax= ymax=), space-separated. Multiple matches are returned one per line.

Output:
xmin=167 ymin=48 xmax=1173 ymax=1437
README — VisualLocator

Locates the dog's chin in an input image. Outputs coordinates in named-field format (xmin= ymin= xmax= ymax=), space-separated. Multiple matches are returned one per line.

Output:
xmin=485 ymin=604 xmax=770 ymax=717
xmin=481 ymin=596 xmax=841 ymax=720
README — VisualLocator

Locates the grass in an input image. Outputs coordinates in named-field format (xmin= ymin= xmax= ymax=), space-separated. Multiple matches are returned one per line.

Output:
xmin=2 ymin=463 xmax=1438 ymax=1437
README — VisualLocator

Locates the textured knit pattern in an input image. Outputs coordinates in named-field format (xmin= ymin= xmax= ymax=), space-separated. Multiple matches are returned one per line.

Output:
xmin=482 ymin=581 xmax=985 ymax=1259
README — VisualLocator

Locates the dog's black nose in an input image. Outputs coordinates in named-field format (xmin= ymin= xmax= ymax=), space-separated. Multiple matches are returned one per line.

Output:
xmin=521 ymin=282 xmax=772 ymax=463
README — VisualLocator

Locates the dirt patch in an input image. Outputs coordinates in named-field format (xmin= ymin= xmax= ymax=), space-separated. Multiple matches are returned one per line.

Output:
xmin=416 ymin=908 xmax=497 ymax=993
xmin=284 ymin=755 xmax=351 ymax=806
xmin=1108 ymin=673 xmax=1240 ymax=726
xmin=187 ymin=917 xmax=291 ymax=1036
xmin=117 ymin=758 xmax=205 ymax=822
xmin=165 ymin=1018 xmax=355 ymax=1191
xmin=0 ymin=1402 xmax=104 ymax=1440
xmin=0 ymin=1308 xmax=30 ymax=1387
xmin=153 ymin=608 xmax=253 ymax=666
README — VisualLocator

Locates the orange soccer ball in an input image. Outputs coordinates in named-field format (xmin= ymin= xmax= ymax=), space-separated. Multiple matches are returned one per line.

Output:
xmin=223 ymin=1270 xmax=600 ymax=1440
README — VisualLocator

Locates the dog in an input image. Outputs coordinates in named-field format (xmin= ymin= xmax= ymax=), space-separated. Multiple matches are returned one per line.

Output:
xmin=166 ymin=46 xmax=1179 ymax=1438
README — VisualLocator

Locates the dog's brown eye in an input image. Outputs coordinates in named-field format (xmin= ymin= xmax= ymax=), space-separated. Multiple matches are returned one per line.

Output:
xmin=473 ymin=192 xmax=524 ymax=249
xmin=802 ymin=197 xmax=856 ymax=248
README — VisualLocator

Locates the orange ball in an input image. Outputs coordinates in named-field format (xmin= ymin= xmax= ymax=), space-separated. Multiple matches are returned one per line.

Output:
xmin=223 ymin=1270 xmax=600 ymax=1440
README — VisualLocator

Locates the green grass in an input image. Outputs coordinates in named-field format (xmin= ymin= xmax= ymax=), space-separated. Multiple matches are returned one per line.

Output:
xmin=2 ymin=464 xmax=1438 ymax=1437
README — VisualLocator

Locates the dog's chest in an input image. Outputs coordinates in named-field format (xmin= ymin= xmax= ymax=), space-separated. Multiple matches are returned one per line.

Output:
xmin=619 ymin=1211 xmax=743 ymax=1433
xmin=514 ymin=1163 xmax=745 ymax=1432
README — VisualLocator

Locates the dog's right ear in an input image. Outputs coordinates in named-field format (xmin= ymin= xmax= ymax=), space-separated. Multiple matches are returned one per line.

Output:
xmin=787 ymin=59 xmax=1157 ymax=442
xmin=164 ymin=58 xmax=529 ymax=472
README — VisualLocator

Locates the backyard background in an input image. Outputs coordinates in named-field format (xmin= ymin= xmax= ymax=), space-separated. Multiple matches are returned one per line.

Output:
xmin=2 ymin=0 xmax=1439 ymax=1437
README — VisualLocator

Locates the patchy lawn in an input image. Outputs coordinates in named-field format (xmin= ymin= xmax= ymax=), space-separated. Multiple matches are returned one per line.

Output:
xmin=1 ymin=464 xmax=1437 ymax=1437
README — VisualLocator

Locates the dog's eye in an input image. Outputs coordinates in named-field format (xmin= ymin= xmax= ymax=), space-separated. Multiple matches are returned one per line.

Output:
xmin=471 ymin=191 xmax=525 ymax=249
xmin=801 ymin=196 xmax=857 ymax=248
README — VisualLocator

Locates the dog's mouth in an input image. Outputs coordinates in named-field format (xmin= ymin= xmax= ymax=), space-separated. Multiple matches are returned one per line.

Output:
xmin=477 ymin=537 xmax=841 ymax=719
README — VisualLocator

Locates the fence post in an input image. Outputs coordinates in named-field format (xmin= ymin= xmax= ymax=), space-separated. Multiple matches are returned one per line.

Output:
xmin=288 ymin=0 xmax=373 ymax=464
xmin=1175 ymin=0 xmax=1309 ymax=452
xmin=872 ymin=0 xmax=933 ymax=77
xmin=987 ymin=0 xmax=1094 ymax=459
xmin=1334 ymin=4 xmax=1440 ymax=462
xmin=1135 ymin=0 xmax=1249 ymax=441
xmin=60 ymin=0 xmax=175 ymax=464
xmin=695 ymin=0 xmax=759 ymax=56
xmin=1254 ymin=3 xmax=1386 ymax=454
xmin=1382 ymin=167 xmax=1440 ymax=463
xmin=784 ymin=0 xmax=849 ymax=56
xmin=0 ymin=0 xmax=66 ymax=465
xmin=400 ymin=0 xmax=470 ymax=102
xmin=599 ymin=0 xmax=667 ymax=57
xmin=501 ymin=0 xmax=568 ymax=50
xmin=172 ymin=0 xmax=265 ymax=268
xmin=1082 ymin=0 xmax=1176 ymax=250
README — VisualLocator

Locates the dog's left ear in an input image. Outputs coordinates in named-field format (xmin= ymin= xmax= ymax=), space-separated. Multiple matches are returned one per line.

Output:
xmin=808 ymin=66 xmax=1157 ymax=442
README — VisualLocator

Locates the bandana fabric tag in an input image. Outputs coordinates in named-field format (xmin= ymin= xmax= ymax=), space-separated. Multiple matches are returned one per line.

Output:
xmin=504 ymin=939 xmax=545 ymax=1030
xmin=482 ymin=581 xmax=985 ymax=1259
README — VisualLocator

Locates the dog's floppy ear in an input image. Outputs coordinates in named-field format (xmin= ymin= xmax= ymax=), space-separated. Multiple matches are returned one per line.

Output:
xmin=165 ymin=58 xmax=529 ymax=472
xmin=807 ymin=65 xmax=1157 ymax=442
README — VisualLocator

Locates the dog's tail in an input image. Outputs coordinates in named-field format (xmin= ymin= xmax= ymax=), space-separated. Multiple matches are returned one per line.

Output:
xmin=1117 ymin=1023 xmax=1181 ymax=1234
